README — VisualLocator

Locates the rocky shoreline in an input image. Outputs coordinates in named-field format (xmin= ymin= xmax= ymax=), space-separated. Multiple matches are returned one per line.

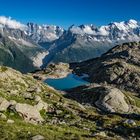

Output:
xmin=32 ymin=62 xmax=72 ymax=81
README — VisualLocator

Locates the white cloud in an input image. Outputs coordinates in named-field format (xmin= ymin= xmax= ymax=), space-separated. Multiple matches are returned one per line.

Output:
xmin=70 ymin=26 xmax=84 ymax=34
xmin=83 ymin=25 xmax=94 ymax=34
xmin=70 ymin=25 xmax=95 ymax=35
xmin=0 ymin=16 xmax=27 ymax=30
xmin=97 ymin=26 xmax=109 ymax=36
xmin=70 ymin=25 xmax=109 ymax=36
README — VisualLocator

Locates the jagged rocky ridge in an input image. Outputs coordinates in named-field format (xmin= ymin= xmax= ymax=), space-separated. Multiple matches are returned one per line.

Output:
xmin=27 ymin=22 xmax=64 ymax=43
xmin=19 ymin=19 xmax=140 ymax=66
xmin=71 ymin=42 xmax=140 ymax=95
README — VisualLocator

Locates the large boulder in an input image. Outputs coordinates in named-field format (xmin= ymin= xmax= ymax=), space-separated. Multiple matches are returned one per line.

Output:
xmin=0 ymin=97 xmax=10 ymax=111
xmin=95 ymin=86 xmax=129 ymax=113
xmin=34 ymin=95 xmax=48 ymax=112
xmin=15 ymin=103 xmax=44 ymax=124
xmin=31 ymin=135 xmax=45 ymax=140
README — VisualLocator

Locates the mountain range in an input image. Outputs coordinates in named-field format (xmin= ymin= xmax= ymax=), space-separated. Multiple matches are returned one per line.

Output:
xmin=0 ymin=16 xmax=140 ymax=72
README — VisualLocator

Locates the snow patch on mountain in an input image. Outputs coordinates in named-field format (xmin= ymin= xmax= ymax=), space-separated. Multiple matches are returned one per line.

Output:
xmin=112 ymin=20 xmax=138 ymax=31
xmin=18 ymin=39 xmax=35 ymax=47
xmin=8 ymin=36 xmax=34 ymax=47
xmin=83 ymin=25 xmax=94 ymax=34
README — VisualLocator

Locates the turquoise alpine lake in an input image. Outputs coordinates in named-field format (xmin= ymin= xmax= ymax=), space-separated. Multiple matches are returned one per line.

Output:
xmin=44 ymin=74 xmax=89 ymax=90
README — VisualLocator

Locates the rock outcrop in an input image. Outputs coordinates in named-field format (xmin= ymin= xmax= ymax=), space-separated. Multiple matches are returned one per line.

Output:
xmin=71 ymin=42 xmax=140 ymax=94
xmin=15 ymin=103 xmax=44 ymax=123
xmin=32 ymin=62 xmax=72 ymax=80
xmin=66 ymin=84 xmax=140 ymax=114
xmin=95 ymin=86 xmax=129 ymax=113
xmin=0 ymin=97 xmax=10 ymax=111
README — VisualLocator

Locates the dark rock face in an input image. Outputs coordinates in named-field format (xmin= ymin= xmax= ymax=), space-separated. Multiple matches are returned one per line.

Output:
xmin=0 ymin=27 xmax=47 ymax=73
xmin=51 ymin=31 xmax=112 ymax=63
xmin=0 ymin=37 xmax=36 ymax=73
xmin=71 ymin=42 xmax=140 ymax=94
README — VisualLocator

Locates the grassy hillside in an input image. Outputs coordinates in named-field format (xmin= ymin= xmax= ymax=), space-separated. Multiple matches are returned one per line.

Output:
xmin=0 ymin=66 xmax=140 ymax=139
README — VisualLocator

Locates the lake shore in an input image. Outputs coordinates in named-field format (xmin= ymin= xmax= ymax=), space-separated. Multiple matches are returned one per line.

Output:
xmin=31 ymin=62 xmax=72 ymax=81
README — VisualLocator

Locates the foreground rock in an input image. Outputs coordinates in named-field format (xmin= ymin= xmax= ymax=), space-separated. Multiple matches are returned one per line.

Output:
xmin=7 ymin=119 xmax=14 ymax=124
xmin=66 ymin=84 xmax=140 ymax=114
xmin=95 ymin=86 xmax=129 ymax=113
xmin=15 ymin=103 xmax=44 ymax=124
xmin=31 ymin=135 xmax=45 ymax=140
xmin=0 ymin=97 xmax=10 ymax=111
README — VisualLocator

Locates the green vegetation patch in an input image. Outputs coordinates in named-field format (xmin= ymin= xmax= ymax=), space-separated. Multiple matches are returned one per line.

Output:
xmin=0 ymin=66 xmax=8 ymax=72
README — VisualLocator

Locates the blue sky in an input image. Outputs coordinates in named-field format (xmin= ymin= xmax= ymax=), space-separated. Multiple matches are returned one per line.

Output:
xmin=0 ymin=0 xmax=139 ymax=28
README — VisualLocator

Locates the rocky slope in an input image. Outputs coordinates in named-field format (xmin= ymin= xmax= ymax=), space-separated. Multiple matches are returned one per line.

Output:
xmin=1 ymin=66 xmax=140 ymax=139
xmin=64 ymin=42 xmax=140 ymax=138
xmin=71 ymin=42 xmax=140 ymax=94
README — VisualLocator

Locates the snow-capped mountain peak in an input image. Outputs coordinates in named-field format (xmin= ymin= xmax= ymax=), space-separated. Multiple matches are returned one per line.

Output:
xmin=69 ymin=25 xmax=95 ymax=35
xmin=127 ymin=19 xmax=139 ymax=28
xmin=128 ymin=19 xmax=138 ymax=24
xmin=111 ymin=19 xmax=139 ymax=31
xmin=27 ymin=22 xmax=64 ymax=42
xmin=68 ymin=19 xmax=140 ymax=41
